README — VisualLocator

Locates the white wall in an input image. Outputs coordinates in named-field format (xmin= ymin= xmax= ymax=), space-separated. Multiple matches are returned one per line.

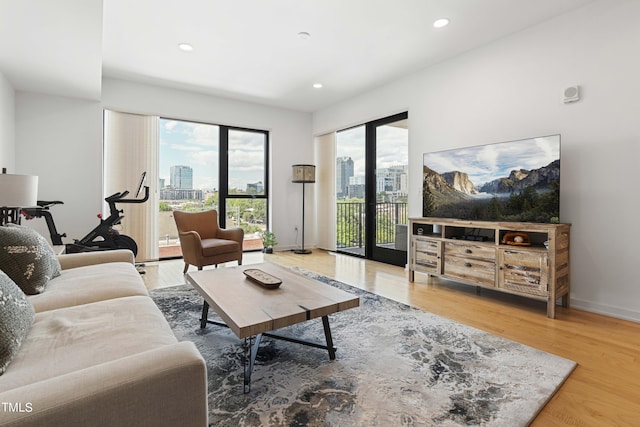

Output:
xmin=0 ymin=71 xmax=15 ymax=171
xmin=313 ymin=0 xmax=640 ymax=321
xmin=15 ymin=92 xmax=103 ymax=240
xmin=12 ymin=79 xmax=312 ymax=254
xmin=101 ymin=78 xmax=314 ymax=251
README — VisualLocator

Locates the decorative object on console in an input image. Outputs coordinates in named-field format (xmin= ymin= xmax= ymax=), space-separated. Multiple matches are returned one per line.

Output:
xmin=502 ymin=231 xmax=531 ymax=246
xmin=0 ymin=168 xmax=38 ymax=226
xmin=292 ymin=164 xmax=315 ymax=254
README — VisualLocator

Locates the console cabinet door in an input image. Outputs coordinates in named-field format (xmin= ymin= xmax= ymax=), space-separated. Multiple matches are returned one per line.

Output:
xmin=412 ymin=237 xmax=441 ymax=274
xmin=498 ymin=248 xmax=548 ymax=296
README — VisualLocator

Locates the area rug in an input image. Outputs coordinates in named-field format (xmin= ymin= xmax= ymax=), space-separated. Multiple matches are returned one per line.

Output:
xmin=150 ymin=269 xmax=576 ymax=426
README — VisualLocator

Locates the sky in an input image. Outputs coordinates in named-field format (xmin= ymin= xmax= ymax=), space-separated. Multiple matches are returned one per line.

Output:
xmin=159 ymin=119 xmax=265 ymax=191
xmin=423 ymin=135 xmax=560 ymax=186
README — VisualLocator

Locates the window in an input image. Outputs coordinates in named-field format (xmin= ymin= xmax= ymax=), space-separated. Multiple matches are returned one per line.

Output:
xmin=158 ymin=119 xmax=269 ymax=258
xmin=220 ymin=127 xmax=269 ymax=252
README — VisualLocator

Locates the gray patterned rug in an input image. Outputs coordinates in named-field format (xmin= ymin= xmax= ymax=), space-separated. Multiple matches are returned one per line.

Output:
xmin=150 ymin=268 xmax=576 ymax=426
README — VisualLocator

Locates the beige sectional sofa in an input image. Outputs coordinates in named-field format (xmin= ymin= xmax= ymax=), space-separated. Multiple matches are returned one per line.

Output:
xmin=0 ymin=250 xmax=208 ymax=427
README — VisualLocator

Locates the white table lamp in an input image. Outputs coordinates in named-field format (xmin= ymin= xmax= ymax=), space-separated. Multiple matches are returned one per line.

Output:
xmin=0 ymin=168 xmax=39 ymax=225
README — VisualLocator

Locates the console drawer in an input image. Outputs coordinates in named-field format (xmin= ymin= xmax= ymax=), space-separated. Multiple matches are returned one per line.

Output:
xmin=444 ymin=256 xmax=496 ymax=287
xmin=444 ymin=241 xmax=495 ymax=261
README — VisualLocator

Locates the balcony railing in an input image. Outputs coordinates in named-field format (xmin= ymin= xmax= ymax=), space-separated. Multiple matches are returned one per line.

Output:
xmin=336 ymin=202 xmax=408 ymax=250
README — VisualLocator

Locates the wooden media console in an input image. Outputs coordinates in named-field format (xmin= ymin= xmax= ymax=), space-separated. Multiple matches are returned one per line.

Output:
xmin=408 ymin=218 xmax=571 ymax=318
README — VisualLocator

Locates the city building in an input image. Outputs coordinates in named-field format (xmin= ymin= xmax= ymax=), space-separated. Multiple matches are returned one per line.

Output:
xmin=170 ymin=165 xmax=193 ymax=190
xmin=159 ymin=188 xmax=203 ymax=201
xmin=336 ymin=157 xmax=354 ymax=198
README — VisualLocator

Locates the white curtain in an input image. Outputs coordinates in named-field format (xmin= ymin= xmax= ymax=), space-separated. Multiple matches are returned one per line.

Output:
xmin=103 ymin=110 xmax=159 ymax=262
xmin=314 ymin=132 xmax=337 ymax=251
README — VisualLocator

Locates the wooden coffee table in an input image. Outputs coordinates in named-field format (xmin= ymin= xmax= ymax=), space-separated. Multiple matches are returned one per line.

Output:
xmin=185 ymin=262 xmax=360 ymax=392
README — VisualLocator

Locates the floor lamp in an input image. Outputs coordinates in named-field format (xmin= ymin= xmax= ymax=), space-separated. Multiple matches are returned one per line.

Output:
xmin=0 ymin=168 xmax=39 ymax=226
xmin=292 ymin=164 xmax=315 ymax=254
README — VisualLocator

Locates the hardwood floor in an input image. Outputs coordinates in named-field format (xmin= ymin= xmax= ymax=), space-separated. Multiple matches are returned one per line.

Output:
xmin=142 ymin=250 xmax=640 ymax=426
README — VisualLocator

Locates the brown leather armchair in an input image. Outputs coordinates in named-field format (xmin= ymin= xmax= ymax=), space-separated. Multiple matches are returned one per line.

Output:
xmin=173 ymin=210 xmax=244 ymax=274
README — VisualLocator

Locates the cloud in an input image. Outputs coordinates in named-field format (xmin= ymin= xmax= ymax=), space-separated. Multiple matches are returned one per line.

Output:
xmin=188 ymin=124 xmax=220 ymax=147
xmin=170 ymin=144 xmax=201 ymax=151
xmin=229 ymin=149 xmax=264 ymax=172
xmin=163 ymin=120 xmax=178 ymax=131
xmin=188 ymin=150 xmax=218 ymax=166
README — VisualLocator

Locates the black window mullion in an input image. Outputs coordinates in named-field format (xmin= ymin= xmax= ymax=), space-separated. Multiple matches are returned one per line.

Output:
xmin=219 ymin=127 xmax=229 ymax=227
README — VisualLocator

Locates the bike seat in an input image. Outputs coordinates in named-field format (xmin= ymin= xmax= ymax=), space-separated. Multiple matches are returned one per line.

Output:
xmin=37 ymin=200 xmax=64 ymax=207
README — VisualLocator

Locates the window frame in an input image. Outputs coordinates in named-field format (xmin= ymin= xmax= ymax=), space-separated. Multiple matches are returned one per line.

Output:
xmin=218 ymin=125 xmax=270 ymax=232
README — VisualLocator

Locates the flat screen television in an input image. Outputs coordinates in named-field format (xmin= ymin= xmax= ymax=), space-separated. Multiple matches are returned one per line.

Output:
xmin=422 ymin=135 xmax=560 ymax=223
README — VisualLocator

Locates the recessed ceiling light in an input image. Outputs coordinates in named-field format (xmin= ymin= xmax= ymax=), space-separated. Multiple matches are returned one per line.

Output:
xmin=313 ymin=83 xmax=323 ymax=89
xmin=298 ymin=32 xmax=311 ymax=40
xmin=433 ymin=18 xmax=450 ymax=28
xmin=178 ymin=43 xmax=194 ymax=52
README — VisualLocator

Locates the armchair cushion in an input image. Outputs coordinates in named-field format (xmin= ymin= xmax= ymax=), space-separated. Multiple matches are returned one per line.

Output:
xmin=201 ymin=238 xmax=241 ymax=257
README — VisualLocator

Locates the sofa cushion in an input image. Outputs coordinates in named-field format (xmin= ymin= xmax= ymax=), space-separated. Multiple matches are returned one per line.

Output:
xmin=0 ymin=224 xmax=61 ymax=295
xmin=0 ymin=295 xmax=179 ymax=392
xmin=28 ymin=261 xmax=148 ymax=313
xmin=0 ymin=271 xmax=35 ymax=375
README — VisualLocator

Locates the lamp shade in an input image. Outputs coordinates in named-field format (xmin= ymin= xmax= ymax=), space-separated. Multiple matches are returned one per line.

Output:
xmin=292 ymin=164 xmax=316 ymax=183
xmin=0 ymin=173 xmax=38 ymax=207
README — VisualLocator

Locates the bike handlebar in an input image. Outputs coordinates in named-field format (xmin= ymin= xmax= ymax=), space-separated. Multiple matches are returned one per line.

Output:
xmin=36 ymin=200 xmax=64 ymax=207
xmin=106 ymin=186 xmax=149 ymax=204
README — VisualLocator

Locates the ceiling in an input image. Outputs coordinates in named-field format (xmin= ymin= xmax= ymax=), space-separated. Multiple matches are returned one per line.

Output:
xmin=1 ymin=0 xmax=596 ymax=112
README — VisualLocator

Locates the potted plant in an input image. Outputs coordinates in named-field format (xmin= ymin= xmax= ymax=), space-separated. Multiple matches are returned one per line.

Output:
xmin=260 ymin=230 xmax=277 ymax=254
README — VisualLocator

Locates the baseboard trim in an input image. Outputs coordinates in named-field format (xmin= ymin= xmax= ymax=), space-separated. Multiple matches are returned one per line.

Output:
xmin=571 ymin=298 xmax=640 ymax=323
xmin=273 ymin=245 xmax=316 ymax=252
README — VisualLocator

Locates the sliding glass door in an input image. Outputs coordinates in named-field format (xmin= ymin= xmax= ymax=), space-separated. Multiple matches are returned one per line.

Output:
xmin=336 ymin=112 xmax=408 ymax=266
xmin=336 ymin=126 xmax=366 ymax=256
xmin=369 ymin=113 xmax=409 ymax=266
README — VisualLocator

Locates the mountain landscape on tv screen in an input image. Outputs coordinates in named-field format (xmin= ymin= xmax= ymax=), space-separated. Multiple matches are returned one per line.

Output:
xmin=422 ymin=136 xmax=560 ymax=223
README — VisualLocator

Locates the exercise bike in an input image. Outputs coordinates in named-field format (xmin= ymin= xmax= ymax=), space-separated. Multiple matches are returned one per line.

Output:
xmin=22 ymin=172 xmax=149 ymax=257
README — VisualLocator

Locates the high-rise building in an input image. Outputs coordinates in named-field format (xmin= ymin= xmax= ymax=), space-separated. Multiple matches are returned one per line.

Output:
xmin=170 ymin=165 xmax=193 ymax=189
xmin=377 ymin=165 xmax=408 ymax=195
xmin=336 ymin=157 xmax=354 ymax=198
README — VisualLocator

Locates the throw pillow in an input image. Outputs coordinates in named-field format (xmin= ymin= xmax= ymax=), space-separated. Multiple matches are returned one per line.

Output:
xmin=0 ymin=224 xmax=61 ymax=294
xmin=0 ymin=270 xmax=35 ymax=375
